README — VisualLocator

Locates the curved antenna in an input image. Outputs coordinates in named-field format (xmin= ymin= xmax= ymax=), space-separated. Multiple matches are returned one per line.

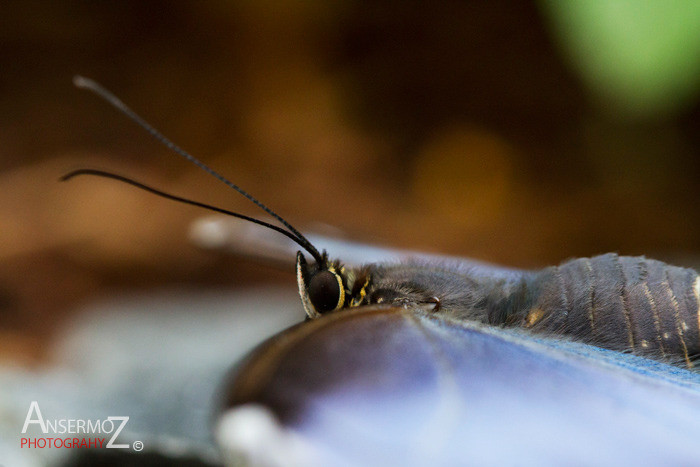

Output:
xmin=73 ymin=75 xmax=323 ymax=264
xmin=61 ymin=169 xmax=320 ymax=255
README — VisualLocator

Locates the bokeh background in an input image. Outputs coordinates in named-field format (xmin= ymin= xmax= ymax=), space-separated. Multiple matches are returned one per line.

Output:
xmin=2 ymin=1 xmax=700 ymax=363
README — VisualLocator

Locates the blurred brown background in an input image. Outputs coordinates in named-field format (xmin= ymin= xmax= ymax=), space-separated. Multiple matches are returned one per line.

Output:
xmin=2 ymin=1 xmax=699 ymax=363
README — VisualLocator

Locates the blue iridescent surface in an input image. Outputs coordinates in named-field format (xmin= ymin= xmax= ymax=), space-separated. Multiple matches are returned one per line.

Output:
xmin=243 ymin=308 xmax=700 ymax=465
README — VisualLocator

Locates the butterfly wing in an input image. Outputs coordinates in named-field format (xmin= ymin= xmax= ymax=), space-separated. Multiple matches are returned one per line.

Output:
xmin=221 ymin=306 xmax=700 ymax=466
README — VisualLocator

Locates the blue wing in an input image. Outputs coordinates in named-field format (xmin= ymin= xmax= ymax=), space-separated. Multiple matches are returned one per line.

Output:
xmin=225 ymin=306 xmax=700 ymax=466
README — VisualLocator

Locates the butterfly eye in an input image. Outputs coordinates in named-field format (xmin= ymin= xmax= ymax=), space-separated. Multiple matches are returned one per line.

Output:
xmin=308 ymin=270 xmax=344 ymax=313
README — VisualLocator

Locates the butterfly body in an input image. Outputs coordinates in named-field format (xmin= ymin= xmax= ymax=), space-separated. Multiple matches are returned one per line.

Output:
xmin=298 ymin=252 xmax=700 ymax=367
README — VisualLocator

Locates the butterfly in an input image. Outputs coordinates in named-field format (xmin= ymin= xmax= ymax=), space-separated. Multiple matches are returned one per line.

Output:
xmin=66 ymin=77 xmax=700 ymax=465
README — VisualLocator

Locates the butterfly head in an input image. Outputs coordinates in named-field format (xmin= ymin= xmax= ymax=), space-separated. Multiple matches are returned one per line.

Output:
xmin=296 ymin=252 xmax=371 ymax=319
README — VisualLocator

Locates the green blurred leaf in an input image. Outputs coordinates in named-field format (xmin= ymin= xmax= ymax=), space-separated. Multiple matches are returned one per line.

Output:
xmin=541 ymin=0 xmax=700 ymax=120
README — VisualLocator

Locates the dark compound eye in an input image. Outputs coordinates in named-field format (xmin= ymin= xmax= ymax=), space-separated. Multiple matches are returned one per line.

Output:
xmin=308 ymin=270 xmax=343 ymax=313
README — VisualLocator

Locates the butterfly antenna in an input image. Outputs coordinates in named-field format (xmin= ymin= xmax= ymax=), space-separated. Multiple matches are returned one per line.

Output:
xmin=72 ymin=75 xmax=323 ymax=264
xmin=61 ymin=169 xmax=313 ymax=248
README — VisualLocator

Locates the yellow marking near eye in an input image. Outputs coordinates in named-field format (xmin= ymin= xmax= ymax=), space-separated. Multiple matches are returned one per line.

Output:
xmin=350 ymin=276 xmax=371 ymax=308
xmin=641 ymin=340 xmax=649 ymax=348
xmin=328 ymin=266 xmax=345 ymax=311
xmin=525 ymin=308 xmax=545 ymax=327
